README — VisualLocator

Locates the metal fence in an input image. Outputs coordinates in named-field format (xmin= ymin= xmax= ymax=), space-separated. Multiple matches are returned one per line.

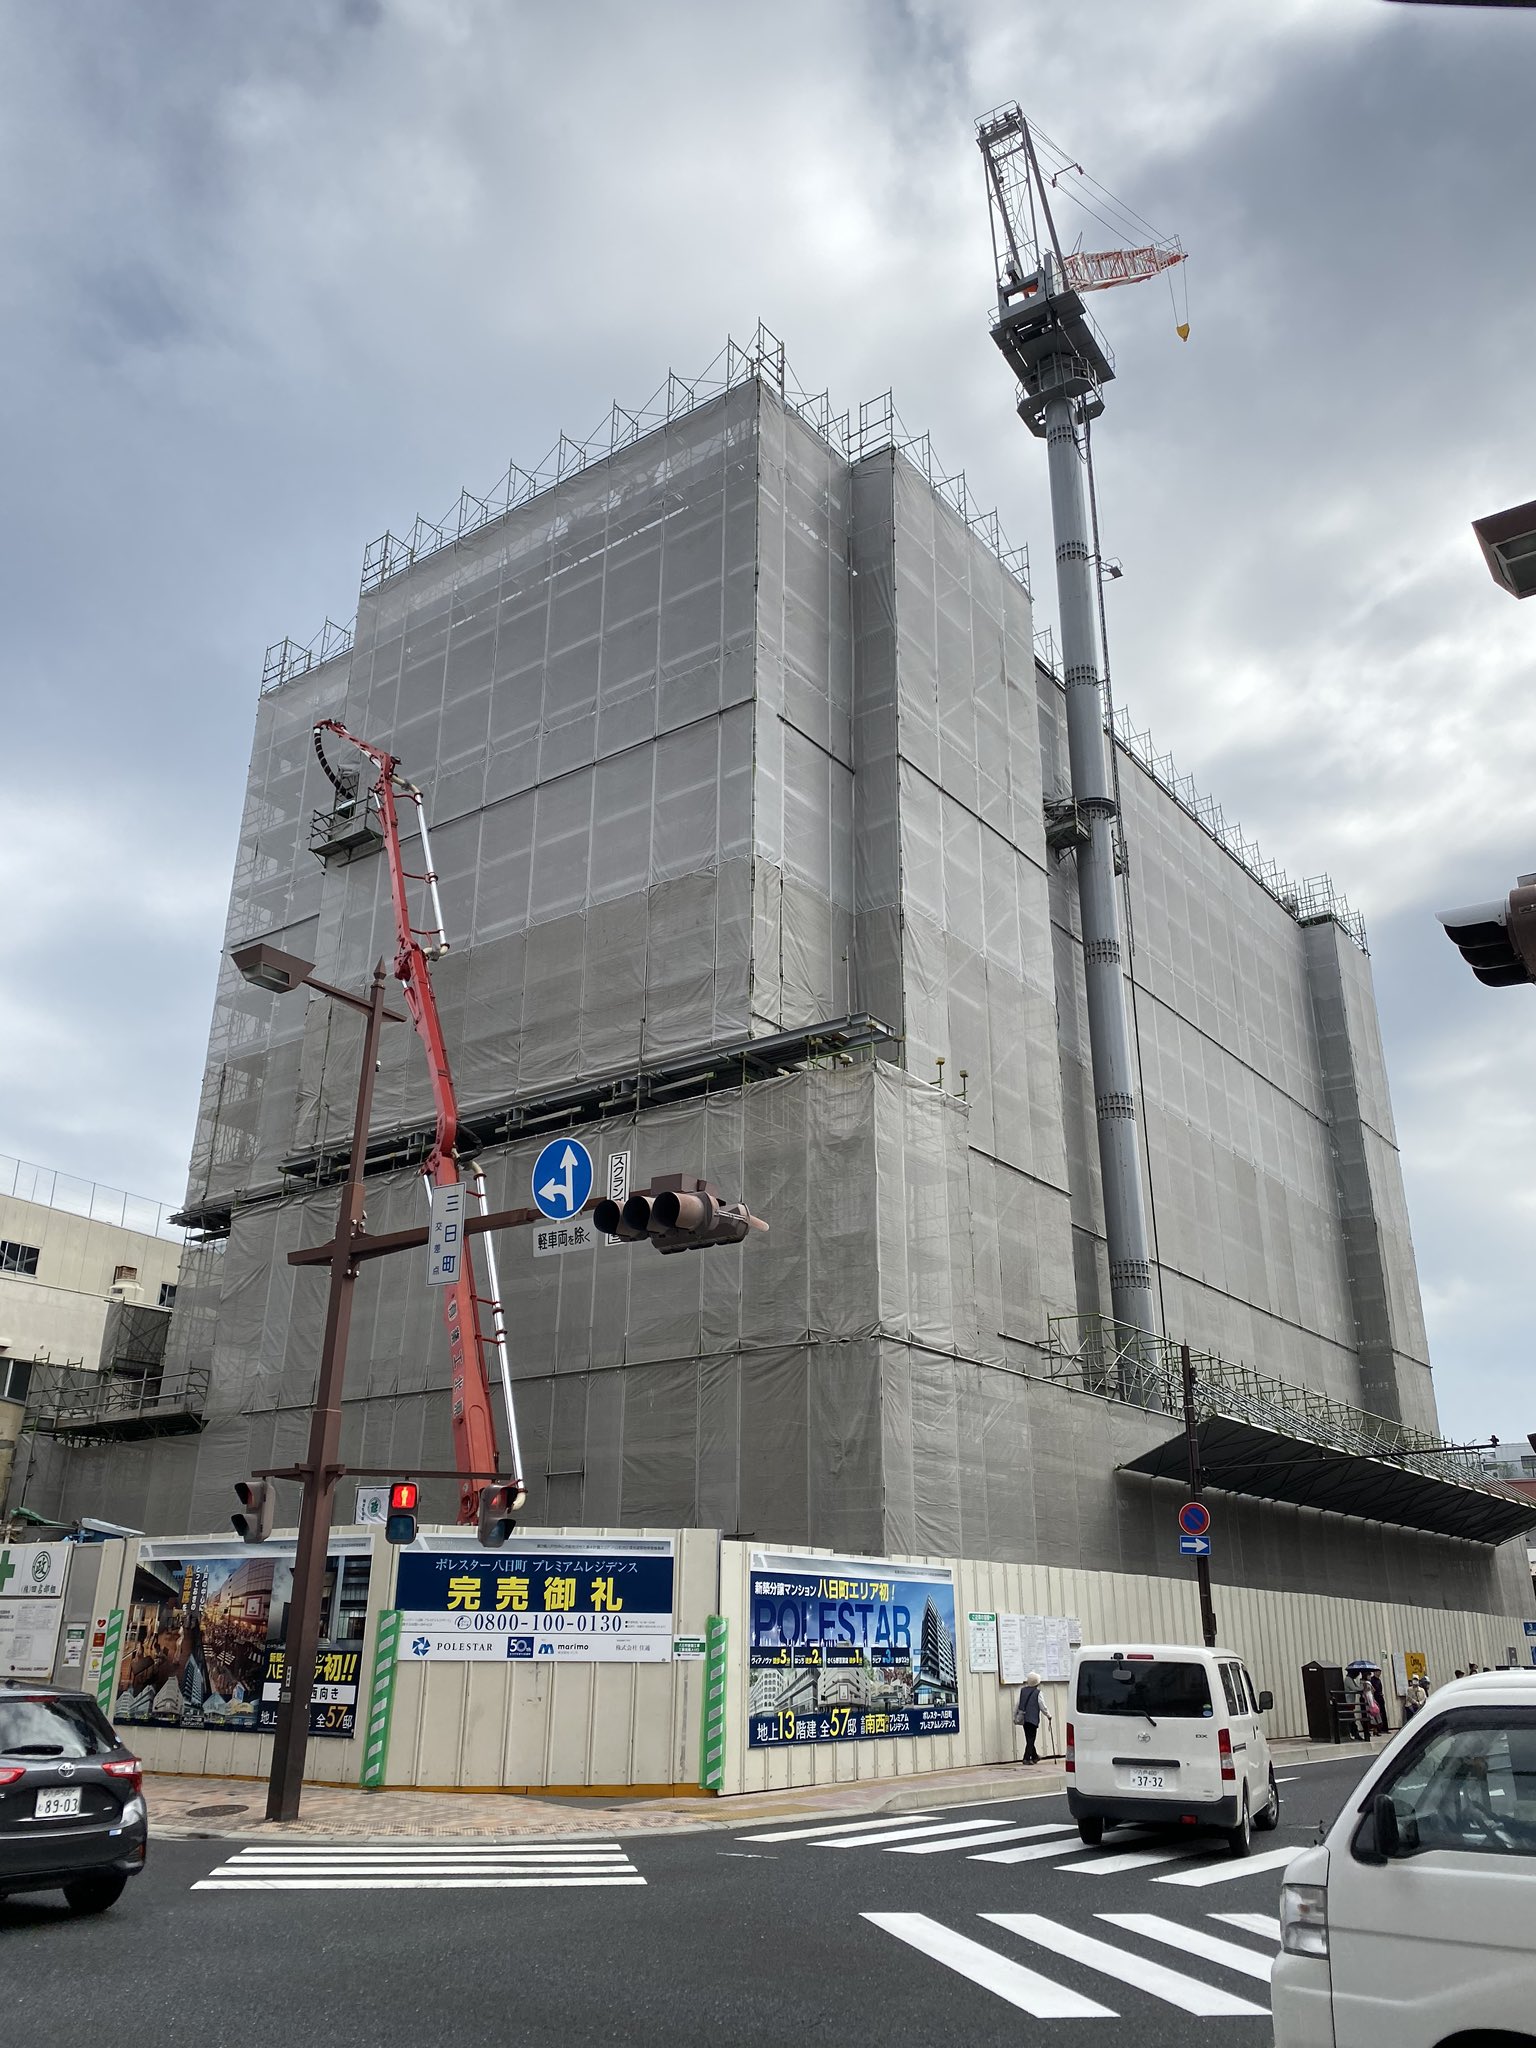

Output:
xmin=1040 ymin=1314 xmax=1483 ymax=1485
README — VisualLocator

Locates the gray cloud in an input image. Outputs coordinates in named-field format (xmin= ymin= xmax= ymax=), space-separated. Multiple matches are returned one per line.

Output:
xmin=1 ymin=0 xmax=1531 ymax=1446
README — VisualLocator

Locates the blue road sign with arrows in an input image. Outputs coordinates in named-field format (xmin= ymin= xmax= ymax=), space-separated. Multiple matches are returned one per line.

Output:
xmin=532 ymin=1138 xmax=594 ymax=1222
xmin=1179 ymin=1534 xmax=1212 ymax=1557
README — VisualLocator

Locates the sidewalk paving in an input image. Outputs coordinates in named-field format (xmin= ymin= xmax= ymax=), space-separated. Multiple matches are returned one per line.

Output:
xmin=146 ymin=1734 xmax=1383 ymax=1842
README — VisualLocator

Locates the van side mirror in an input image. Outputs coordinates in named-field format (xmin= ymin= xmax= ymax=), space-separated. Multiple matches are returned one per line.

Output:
xmin=1370 ymin=1792 xmax=1419 ymax=1860
xmin=1258 ymin=1690 xmax=1273 ymax=1712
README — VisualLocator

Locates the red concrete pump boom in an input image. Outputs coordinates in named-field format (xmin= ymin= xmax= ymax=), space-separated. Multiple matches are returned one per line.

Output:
xmin=313 ymin=719 xmax=525 ymax=1525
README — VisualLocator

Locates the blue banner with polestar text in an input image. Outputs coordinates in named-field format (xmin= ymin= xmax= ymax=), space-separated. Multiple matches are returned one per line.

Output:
xmin=747 ymin=1552 xmax=960 ymax=1748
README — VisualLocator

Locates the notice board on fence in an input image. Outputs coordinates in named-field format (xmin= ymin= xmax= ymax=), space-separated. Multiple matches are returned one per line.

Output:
xmin=997 ymin=1613 xmax=1073 ymax=1686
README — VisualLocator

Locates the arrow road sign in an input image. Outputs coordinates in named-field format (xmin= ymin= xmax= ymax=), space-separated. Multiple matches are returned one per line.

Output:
xmin=532 ymin=1137 xmax=594 ymax=1222
xmin=1178 ymin=1500 xmax=1211 ymax=1537
xmin=1179 ymin=1534 xmax=1212 ymax=1557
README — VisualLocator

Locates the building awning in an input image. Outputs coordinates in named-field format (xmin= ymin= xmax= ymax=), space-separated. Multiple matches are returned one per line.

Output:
xmin=1121 ymin=1416 xmax=1536 ymax=1547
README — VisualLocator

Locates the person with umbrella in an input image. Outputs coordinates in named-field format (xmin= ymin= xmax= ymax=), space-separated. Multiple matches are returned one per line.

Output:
xmin=1347 ymin=1659 xmax=1385 ymax=1737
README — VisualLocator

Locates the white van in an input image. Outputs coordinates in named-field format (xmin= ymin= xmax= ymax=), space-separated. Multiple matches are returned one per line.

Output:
xmin=1067 ymin=1641 xmax=1279 ymax=1856
xmin=1273 ymin=1670 xmax=1536 ymax=2047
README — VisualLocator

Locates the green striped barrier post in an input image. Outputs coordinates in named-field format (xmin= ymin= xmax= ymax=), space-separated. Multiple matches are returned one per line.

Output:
xmin=94 ymin=1609 xmax=124 ymax=1719
xmin=699 ymin=1615 xmax=728 ymax=1793
xmin=360 ymin=1610 xmax=401 ymax=1790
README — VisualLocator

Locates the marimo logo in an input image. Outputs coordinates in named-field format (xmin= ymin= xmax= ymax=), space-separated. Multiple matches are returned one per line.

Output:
xmin=31 ymin=1550 xmax=53 ymax=1584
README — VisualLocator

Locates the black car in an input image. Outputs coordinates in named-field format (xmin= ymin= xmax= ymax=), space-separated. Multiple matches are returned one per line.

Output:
xmin=0 ymin=1680 xmax=147 ymax=1912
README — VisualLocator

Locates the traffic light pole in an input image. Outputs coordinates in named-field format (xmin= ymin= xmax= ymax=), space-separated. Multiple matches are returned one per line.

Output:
xmin=266 ymin=963 xmax=390 ymax=1825
xmin=1181 ymin=1342 xmax=1218 ymax=1651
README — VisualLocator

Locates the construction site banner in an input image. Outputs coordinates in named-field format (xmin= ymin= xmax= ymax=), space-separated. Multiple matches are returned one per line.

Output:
xmin=112 ymin=1544 xmax=372 ymax=1738
xmin=747 ymin=1551 xmax=960 ymax=1749
xmin=394 ymin=1536 xmax=675 ymax=1662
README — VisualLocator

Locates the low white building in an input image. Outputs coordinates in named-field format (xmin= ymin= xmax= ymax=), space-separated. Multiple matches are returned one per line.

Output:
xmin=0 ymin=1159 xmax=183 ymax=1510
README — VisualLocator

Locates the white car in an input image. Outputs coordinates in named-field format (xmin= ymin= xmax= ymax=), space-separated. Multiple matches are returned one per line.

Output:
xmin=1067 ymin=1642 xmax=1279 ymax=1855
xmin=1274 ymin=1669 xmax=1536 ymax=2047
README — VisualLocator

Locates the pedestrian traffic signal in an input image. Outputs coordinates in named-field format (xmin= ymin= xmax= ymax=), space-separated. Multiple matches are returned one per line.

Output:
xmin=1438 ymin=879 xmax=1536 ymax=989
xmin=385 ymin=1480 xmax=419 ymax=1545
xmin=477 ymin=1482 xmax=521 ymax=1548
xmin=231 ymin=1479 xmax=275 ymax=1544
xmin=593 ymin=1176 xmax=768 ymax=1255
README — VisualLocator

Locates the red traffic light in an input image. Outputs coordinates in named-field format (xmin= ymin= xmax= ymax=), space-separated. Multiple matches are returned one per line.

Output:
xmin=390 ymin=1481 xmax=419 ymax=1512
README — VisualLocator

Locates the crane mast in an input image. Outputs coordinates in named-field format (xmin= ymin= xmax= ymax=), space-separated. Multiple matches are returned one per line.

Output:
xmin=314 ymin=720 xmax=526 ymax=1522
xmin=976 ymin=104 xmax=1161 ymax=1348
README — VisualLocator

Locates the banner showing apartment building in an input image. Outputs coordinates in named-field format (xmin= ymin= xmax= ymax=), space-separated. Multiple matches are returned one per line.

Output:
xmin=748 ymin=1552 xmax=960 ymax=1749
xmin=394 ymin=1537 xmax=676 ymax=1662
xmin=112 ymin=1546 xmax=372 ymax=1738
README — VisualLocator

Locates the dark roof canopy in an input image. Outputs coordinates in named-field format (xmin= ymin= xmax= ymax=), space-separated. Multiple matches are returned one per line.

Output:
xmin=1122 ymin=1416 xmax=1536 ymax=1546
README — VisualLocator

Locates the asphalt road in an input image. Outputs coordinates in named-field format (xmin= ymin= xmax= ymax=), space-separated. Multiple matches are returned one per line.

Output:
xmin=0 ymin=1756 xmax=1375 ymax=2047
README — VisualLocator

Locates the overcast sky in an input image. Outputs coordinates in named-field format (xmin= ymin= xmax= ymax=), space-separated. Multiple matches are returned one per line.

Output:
xmin=2 ymin=0 xmax=1532 ymax=1448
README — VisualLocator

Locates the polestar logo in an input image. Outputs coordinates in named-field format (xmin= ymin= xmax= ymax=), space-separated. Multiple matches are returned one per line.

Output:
xmin=411 ymin=1637 xmax=432 ymax=1657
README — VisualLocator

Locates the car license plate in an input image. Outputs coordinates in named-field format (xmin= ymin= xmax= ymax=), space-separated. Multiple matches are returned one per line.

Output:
xmin=34 ymin=1786 xmax=82 ymax=1819
xmin=1128 ymin=1770 xmax=1166 ymax=1791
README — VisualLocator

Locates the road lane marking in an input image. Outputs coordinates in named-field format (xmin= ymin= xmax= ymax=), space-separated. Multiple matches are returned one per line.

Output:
xmin=1062 ymin=1843 xmax=1215 ymax=1875
xmin=863 ymin=1913 xmax=1114 ymax=2018
xmin=984 ymin=1914 xmax=1267 ymax=2017
xmin=891 ymin=1824 xmax=1076 ymax=1856
xmin=1098 ymin=1913 xmax=1275 ymax=1982
xmin=193 ymin=1875 xmax=647 ymax=1889
xmin=1212 ymin=1912 xmax=1283 ymax=1942
xmin=814 ymin=1816 xmax=1032 ymax=1849
xmin=741 ymin=1811 xmax=950 ymax=1843
xmin=1154 ymin=1845 xmax=1297 ymax=1886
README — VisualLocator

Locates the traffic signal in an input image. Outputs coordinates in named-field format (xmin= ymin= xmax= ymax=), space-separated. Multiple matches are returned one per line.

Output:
xmin=1438 ymin=879 xmax=1536 ymax=989
xmin=594 ymin=1176 xmax=768 ymax=1255
xmin=231 ymin=1479 xmax=274 ymax=1544
xmin=477 ymin=1482 xmax=521 ymax=1548
xmin=385 ymin=1481 xmax=419 ymax=1545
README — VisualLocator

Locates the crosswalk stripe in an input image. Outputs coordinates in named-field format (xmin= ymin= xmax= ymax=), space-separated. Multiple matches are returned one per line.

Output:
xmin=1062 ymin=1843 xmax=1216 ymax=1876
xmin=972 ymin=1837 xmax=1102 ymax=1866
xmin=741 ymin=1812 xmax=947 ymax=1844
xmin=225 ymin=1861 xmax=633 ymax=1873
xmin=863 ymin=1913 xmax=1115 ymax=2018
xmin=1213 ymin=1911 xmax=1283 ymax=1942
xmin=193 ymin=1875 xmax=647 ymax=1890
xmin=1098 ymin=1913 xmax=1275 ymax=1982
xmin=890 ymin=1824 xmax=1076 ymax=1856
xmin=1153 ymin=1845 xmax=1296 ymax=1886
xmin=230 ymin=1847 xmax=629 ymax=1860
xmin=814 ymin=1816 xmax=1029 ymax=1850
xmin=983 ymin=1913 xmax=1267 ymax=2017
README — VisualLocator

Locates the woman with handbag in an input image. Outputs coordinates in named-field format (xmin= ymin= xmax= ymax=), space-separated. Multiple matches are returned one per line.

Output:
xmin=1014 ymin=1671 xmax=1043 ymax=1765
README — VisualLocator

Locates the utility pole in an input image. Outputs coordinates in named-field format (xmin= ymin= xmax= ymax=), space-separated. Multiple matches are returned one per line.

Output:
xmin=1181 ymin=1342 xmax=1218 ymax=1650
xmin=264 ymin=961 xmax=391 ymax=1824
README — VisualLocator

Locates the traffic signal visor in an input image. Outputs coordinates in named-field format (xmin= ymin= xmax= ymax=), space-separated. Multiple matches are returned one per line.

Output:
xmin=1439 ymin=882 xmax=1536 ymax=989
xmin=385 ymin=1479 xmax=419 ymax=1545
xmin=231 ymin=1479 xmax=274 ymax=1544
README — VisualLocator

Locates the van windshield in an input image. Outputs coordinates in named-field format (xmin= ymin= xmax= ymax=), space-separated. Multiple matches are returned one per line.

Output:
xmin=1077 ymin=1660 xmax=1213 ymax=1718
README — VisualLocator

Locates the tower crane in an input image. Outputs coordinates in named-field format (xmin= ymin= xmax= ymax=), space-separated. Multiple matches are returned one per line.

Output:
xmin=975 ymin=103 xmax=1186 ymax=1349
xmin=313 ymin=720 xmax=525 ymax=1526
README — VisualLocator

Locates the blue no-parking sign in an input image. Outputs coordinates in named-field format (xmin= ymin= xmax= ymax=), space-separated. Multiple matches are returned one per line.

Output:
xmin=532 ymin=1137 xmax=594 ymax=1222
xmin=1178 ymin=1500 xmax=1211 ymax=1538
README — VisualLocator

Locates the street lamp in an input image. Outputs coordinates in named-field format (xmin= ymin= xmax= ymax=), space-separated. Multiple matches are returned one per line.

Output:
xmin=232 ymin=941 xmax=404 ymax=1823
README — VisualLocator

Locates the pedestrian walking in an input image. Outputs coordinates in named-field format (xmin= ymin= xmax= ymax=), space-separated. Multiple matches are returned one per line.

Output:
xmin=1014 ymin=1671 xmax=1043 ymax=1765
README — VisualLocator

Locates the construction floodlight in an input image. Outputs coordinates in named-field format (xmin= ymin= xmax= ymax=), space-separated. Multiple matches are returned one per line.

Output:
xmin=1472 ymin=499 xmax=1536 ymax=600
xmin=231 ymin=940 xmax=317 ymax=995
xmin=1438 ymin=880 xmax=1536 ymax=989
